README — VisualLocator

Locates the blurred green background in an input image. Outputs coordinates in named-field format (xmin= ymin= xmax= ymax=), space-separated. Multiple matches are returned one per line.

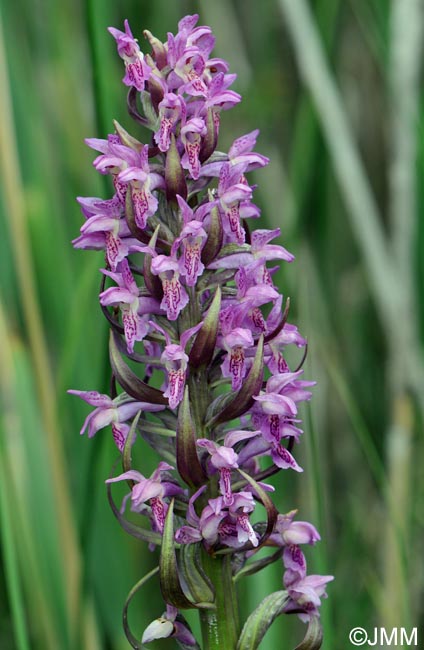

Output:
xmin=1 ymin=0 xmax=423 ymax=648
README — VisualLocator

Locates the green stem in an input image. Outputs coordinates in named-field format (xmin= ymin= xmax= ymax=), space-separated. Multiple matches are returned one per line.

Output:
xmin=199 ymin=553 xmax=239 ymax=650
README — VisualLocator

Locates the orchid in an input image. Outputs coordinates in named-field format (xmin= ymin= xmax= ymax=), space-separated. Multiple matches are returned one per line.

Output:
xmin=100 ymin=259 xmax=163 ymax=353
xmin=108 ymin=20 xmax=151 ymax=91
xmin=106 ymin=462 xmax=183 ymax=533
xmin=72 ymin=195 xmax=143 ymax=271
xmin=67 ymin=389 xmax=164 ymax=451
xmin=70 ymin=13 xmax=332 ymax=649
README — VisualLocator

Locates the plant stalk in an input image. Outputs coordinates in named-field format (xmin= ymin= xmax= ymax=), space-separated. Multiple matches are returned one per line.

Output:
xmin=199 ymin=553 xmax=239 ymax=650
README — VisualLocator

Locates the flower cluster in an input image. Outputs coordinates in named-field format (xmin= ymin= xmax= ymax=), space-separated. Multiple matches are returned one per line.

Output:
xmin=70 ymin=14 xmax=332 ymax=647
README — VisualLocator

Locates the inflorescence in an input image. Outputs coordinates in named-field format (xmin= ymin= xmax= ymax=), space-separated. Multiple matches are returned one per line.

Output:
xmin=69 ymin=14 xmax=332 ymax=648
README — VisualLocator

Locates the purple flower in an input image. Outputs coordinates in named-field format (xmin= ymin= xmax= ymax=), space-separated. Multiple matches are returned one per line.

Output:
xmin=117 ymin=144 xmax=164 ymax=229
xmin=269 ymin=511 xmax=321 ymax=547
xmin=253 ymin=371 xmax=314 ymax=425
xmin=106 ymin=462 xmax=183 ymax=533
xmin=180 ymin=117 xmax=207 ymax=179
xmin=218 ymin=492 xmax=259 ymax=548
xmin=282 ymin=544 xmax=334 ymax=620
xmin=236 ymin=430 xmax=303 ymax=472
xmin=176 ymin=487 xmax=259 ymax=549
xmin=72 ymin=195 xmax=142 ymax=271
xmin=108 ymin=20 xmax=151 ymax=91
xmin=150 ymin=321 xmax=203 ymax=409
xmin=201 ymin=129 xmax=269 ymax=177
xmin=197 ymin=438 xmax=239 ymax=505
xmin=85 ymin=137 xmax=135 ymax=205
xmin=100 ymin=259 xmax=163 ymax=353
xmin=220 ymin=325 xmax=254 ymax=391
xmin=217 ymin=162 xmax=252 ymax=244
xmin=170 ymin=196 xmax=208 ymax=286
xmin=154 ymin=93 xmax=186 ymax=152
xmin=204 ymin=71 xmax=241 ymax=122
xmin=67 ymin=389 xmax=164 ymax=451
xmin=150 ymin=255 xmax=190 ymax=321
xmin=285 ymin=574 xmax=334 ymax=620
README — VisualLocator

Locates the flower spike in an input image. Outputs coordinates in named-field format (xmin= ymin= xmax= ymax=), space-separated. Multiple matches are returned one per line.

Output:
xmin=70 ymin=14 xmax=332 ymax=650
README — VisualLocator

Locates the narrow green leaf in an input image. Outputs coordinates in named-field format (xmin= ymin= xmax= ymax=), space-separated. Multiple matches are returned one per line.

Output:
xmin=144 ymin=30 xmax=167 ymax=69
xmin=199 ymin=107 xmax=217 ymax=163
xmin=236 ymin=590 xmax=289 ymax=650
xmin=140 ymin=89 xmax=160 ymax=128
xmin=177 ymin=387 xmax=207 ymax=487
xmin=122 ymin=566 xmax=159 ymax=650
xmin=212 ymin=243 xmax=251 ymax=259
xmin=0 ymin=453 xmax=30 ymax=650
xmin=113 ymin=119 xmax=142 ymax=151
xmin=294 ymin=617 xmax=323 ymax=650
xmin=189 ymin=286 xmax=221 ymax=368
xmin=233 ymin=549 xmax=283 ymax=583
xmin=143 ymin=225 xmax=163 ymax=299
xmin=179 ymin=543 xmax=215 ymax=606
xmin=122 ymin=410 xmax=141 ymax=473
xmin=201 ymin=204 xmax=223 ymax=265
xmin=159 ymin=500 xmax=195 ymax=609
xmin=166 ymin=133 xmax=187 ymax=201
xmin=109 ymin=330 xmax=168 ymax=405
xmin=139 ymin=420 xmax=176 ymax=437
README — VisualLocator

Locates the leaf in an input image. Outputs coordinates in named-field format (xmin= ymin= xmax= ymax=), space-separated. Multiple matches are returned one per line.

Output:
xmin=176 ymin=388 xmax=207 ymax=487
xmin=159 ymin=500 xmax=196 ymax=609
xmin=122 ymin=566 xmax=159 ymax=649
xmin=109 ymin=330 xmax=168 ymax=405
xmin=199 ymin=107 xmax=217 ymax=163
xmin=165 ymin=134 xmax=187 ymax=202
xmin=207 ymin=335 xmax=264 ymax=426
xmin=294 ymin=617 xmax=323 ymax=650
xmin=201 ymin=205 xmax=223 ymax=266
xmin=146 ymin=72 xmax=166 ymax=112
xmin=122 ymin=410 xmax=141 ymax=473
xmin=212 ymin=243 xmax=251 ymax=260
xmin=189 ymin=286 xmax=221 ymax=368
xmin=233 ymin=549 xmax=283 ymax=582
xmin=113 ymin=119 xmax=143 ymax=151
xmin=178 ymin=543 xmax=215 ymax=606
xmin=143 ymin=226 xmax=163 ymax=299
xmin=140 ymin=89 xmax=160 ymax=129
xmin=143 ymin=31 xmax=167 ymax=71
xmin=236 ymin=590 xmax=289 ymax=650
